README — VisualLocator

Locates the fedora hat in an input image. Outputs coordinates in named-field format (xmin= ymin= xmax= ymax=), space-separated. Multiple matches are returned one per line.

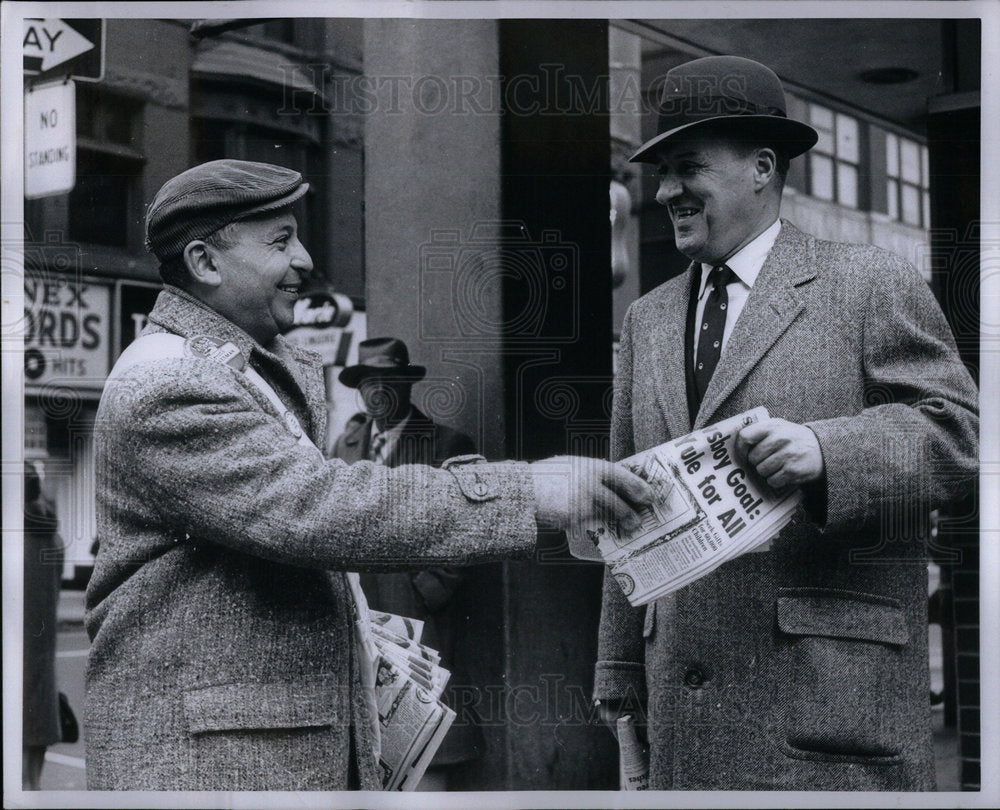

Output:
xmin=338 ymin=337 xmax=427 ymax=388
xmin=630 ymin=55 xmax=818 ymax=164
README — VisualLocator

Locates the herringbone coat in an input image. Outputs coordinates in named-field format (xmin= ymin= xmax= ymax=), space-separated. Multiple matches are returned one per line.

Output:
xmin=595 ymin=221 xmax=978 ymax=790
xmin=85 ymin=287 xmax=537 ymax=790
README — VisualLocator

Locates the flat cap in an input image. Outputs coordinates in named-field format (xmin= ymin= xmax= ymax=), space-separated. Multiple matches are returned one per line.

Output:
xmin=145 ymin=159 xmax=309 ymax=260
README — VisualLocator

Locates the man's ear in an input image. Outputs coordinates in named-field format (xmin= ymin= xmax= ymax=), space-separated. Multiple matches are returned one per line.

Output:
xmin=183 ymin=241 xmax=223 ymax=287
xmin=751 ymin=147 xmax=777 ymax=191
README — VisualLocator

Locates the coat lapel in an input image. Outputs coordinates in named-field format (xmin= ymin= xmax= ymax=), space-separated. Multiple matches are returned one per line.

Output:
xmin=695 ymin=221 xmax=817 ymax=427
xmin=650 ymin=269 xmax=697 ymax=439
xmin=339 ymin=417 xmax=373 ymax=463
xmin=274 ymin=337 xmax=330 ymax=445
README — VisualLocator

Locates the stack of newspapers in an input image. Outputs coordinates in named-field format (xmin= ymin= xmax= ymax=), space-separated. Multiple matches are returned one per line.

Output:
xmin=569 ymin=407 xmax=803 ymax=605
xmin=347 ymin=574 xmax=456 ymax=791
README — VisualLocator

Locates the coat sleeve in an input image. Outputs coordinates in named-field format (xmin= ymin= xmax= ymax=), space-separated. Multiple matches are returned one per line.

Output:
xmin=98 ymin=358 xmax=537 ymax=571
xmin=805 ymin=251 xmax=979 ymax=537
xmin=410 ymin=424 xmax=479 ymax=611
xmin=594 ymin=303 xmax=648 ymax=703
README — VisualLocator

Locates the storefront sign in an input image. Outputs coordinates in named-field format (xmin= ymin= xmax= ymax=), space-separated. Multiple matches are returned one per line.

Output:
xmin=284 ymin=289 xmax=355 ymax=366
xmin=24 ymin=275 xmax=111 ymax=389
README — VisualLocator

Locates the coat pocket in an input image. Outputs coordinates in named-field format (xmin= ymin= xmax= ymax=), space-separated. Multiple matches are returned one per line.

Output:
xmin=776 ymin=588 xmax=908 ymax=763
xmin=182 ymin=677 xmax=347 ymax=734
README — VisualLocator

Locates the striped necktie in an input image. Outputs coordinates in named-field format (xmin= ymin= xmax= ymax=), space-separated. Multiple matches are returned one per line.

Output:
xmin=369 ymin=431 xmax=387 ymax=464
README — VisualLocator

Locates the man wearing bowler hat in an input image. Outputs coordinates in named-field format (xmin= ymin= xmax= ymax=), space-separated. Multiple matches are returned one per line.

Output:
xmin=85 ymin=159 xmax=652 ymax=790
xmin=594 ymin=56 xmax=977 ymax=790
xmin=334 ymin=337 xmax=482 ymax=787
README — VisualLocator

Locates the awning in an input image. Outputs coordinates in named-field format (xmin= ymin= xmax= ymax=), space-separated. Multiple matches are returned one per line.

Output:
xmin=192 ymin=39 xmax=320 ymax=96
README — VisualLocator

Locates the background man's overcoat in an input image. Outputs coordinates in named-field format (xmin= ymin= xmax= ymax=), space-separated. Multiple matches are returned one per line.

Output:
xmin=595 ymin=221 xmax=978 ymax=790
xmin=86 ymin=287 xmax=537 ymax=790
xmin=332 ymin=408 xmax=483 ymax=764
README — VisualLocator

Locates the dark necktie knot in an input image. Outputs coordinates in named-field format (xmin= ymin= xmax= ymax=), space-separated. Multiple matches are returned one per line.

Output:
xmin=710 ymin=264 xmax=734 ymax=293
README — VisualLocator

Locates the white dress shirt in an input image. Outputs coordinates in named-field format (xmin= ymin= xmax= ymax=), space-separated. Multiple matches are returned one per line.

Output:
xmin=369 ymin=409 xmax=412 ymax=464
xmin=693 ymin=219 xmax=781 ymax=361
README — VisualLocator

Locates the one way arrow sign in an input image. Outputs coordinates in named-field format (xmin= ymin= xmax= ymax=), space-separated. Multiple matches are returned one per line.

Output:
xmin=24 ymin=19 xmax=104 ymax=82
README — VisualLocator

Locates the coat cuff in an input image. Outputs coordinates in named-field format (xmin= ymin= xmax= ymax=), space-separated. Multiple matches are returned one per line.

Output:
xmin=593 ymin=660 xmax=647 ymax=704
xmin=805 ymin=416 xmax=870 ymax=535
xmin=412 ymin=569 xmax=460 ymax=612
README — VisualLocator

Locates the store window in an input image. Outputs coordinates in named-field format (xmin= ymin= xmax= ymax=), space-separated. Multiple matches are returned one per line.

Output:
xmin=886 ymin=132 xmax=930 ymax=228
xmin=68 ymin=87 xmax=144 ymax=248
xmin=807 ymin=103 xmax=860 ymax=209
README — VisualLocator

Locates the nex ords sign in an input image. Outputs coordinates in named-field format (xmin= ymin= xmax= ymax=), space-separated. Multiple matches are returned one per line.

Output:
xmin=24 ymin=275 xmax=112 ymax=390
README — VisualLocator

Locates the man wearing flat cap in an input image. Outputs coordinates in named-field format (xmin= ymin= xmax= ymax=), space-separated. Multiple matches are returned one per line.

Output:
xmin=85 ymin=159 xmax=652 ymax=790
xmin=333 ymin=337 xmax=482 ymax=786
xmin=594 ymin=56 xmax=977 ymax=790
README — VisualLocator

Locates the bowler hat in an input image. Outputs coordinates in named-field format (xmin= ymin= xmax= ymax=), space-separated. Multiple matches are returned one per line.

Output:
xmin=339 ymin=337 xmax=427 ymax=388
xmin=145 ymin=159 xmax=310 ymax=260
xmin=630 ymin=56 xmax=818 ymax=163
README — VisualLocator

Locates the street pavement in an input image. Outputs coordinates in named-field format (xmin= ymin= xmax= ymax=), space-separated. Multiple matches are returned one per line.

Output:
xmin=30 ymin=586 xmax=960 ymax=792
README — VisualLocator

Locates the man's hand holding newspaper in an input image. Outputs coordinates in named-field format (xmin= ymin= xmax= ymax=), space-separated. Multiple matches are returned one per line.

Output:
xmin=569 ymin=407 xmax=803 ymax=606
xmin=585 ymin=408 xmax=808 ymax=788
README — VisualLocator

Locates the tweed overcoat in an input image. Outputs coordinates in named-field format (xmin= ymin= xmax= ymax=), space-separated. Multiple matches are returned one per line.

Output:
xmin=332 ymin=407 xmax=482 ymax=764
xmin=594 ymin=221 xmax=978 ymax=790
xmin=85 ymin=287 xmax=537 ymax=790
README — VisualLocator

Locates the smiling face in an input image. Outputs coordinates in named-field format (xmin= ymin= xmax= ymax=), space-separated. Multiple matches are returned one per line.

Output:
xmin=206 ymin=210 xmax=313 ymax=344
xmin=655 ymin=137 xmax=777 ymax=265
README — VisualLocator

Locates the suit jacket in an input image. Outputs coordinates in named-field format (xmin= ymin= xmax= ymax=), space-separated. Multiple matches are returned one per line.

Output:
xmin=85 ymin=287 xmax=537 ymax=790
xmin=332 ymin=408 xmax=481 ymax=764
xmin=595 ymin=220 xmax=978 ymax=790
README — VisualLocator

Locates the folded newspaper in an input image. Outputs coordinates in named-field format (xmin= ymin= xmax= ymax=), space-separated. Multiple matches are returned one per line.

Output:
xmin=570 ymin=407 xmax=802 ymax=605
xmin=347 ymin=580 xmax=456 ymax=790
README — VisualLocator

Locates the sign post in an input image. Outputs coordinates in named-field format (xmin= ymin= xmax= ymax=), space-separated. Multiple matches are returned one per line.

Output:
xmin=24 ymin=79 xmax=76 ymax=199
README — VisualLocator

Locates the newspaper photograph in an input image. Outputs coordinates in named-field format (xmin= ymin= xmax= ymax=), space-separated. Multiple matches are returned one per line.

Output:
xmin=374 ymin=655 xmax=455 ymax=791
xmin=571 ymin=408 xmax=803 ymax=605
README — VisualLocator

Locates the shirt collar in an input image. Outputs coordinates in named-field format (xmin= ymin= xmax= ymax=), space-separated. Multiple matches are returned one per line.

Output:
xmin=698 ymin=218 xmax=781 ymax=297
xmin=370 ymin=408 xmax=413 ymax=443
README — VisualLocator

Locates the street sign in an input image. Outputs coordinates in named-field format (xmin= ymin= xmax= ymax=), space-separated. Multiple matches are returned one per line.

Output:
xmin=24 ymin=80 xmax=76 ymax=199
xmin=23 ymin=19 xmax=104 ymax=82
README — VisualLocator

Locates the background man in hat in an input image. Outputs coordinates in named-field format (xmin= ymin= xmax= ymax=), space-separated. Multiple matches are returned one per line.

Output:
xmin=332 ymin=336 xmax=482 ymax=788
xmin=85 ymin=159 xmax=652 ymax=790
xmin=594 ymin=56 xmax=978 ymax=790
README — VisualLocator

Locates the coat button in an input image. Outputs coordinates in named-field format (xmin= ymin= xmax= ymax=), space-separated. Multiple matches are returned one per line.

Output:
xmin=684 ymin=667 xmax=706 ymax=688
